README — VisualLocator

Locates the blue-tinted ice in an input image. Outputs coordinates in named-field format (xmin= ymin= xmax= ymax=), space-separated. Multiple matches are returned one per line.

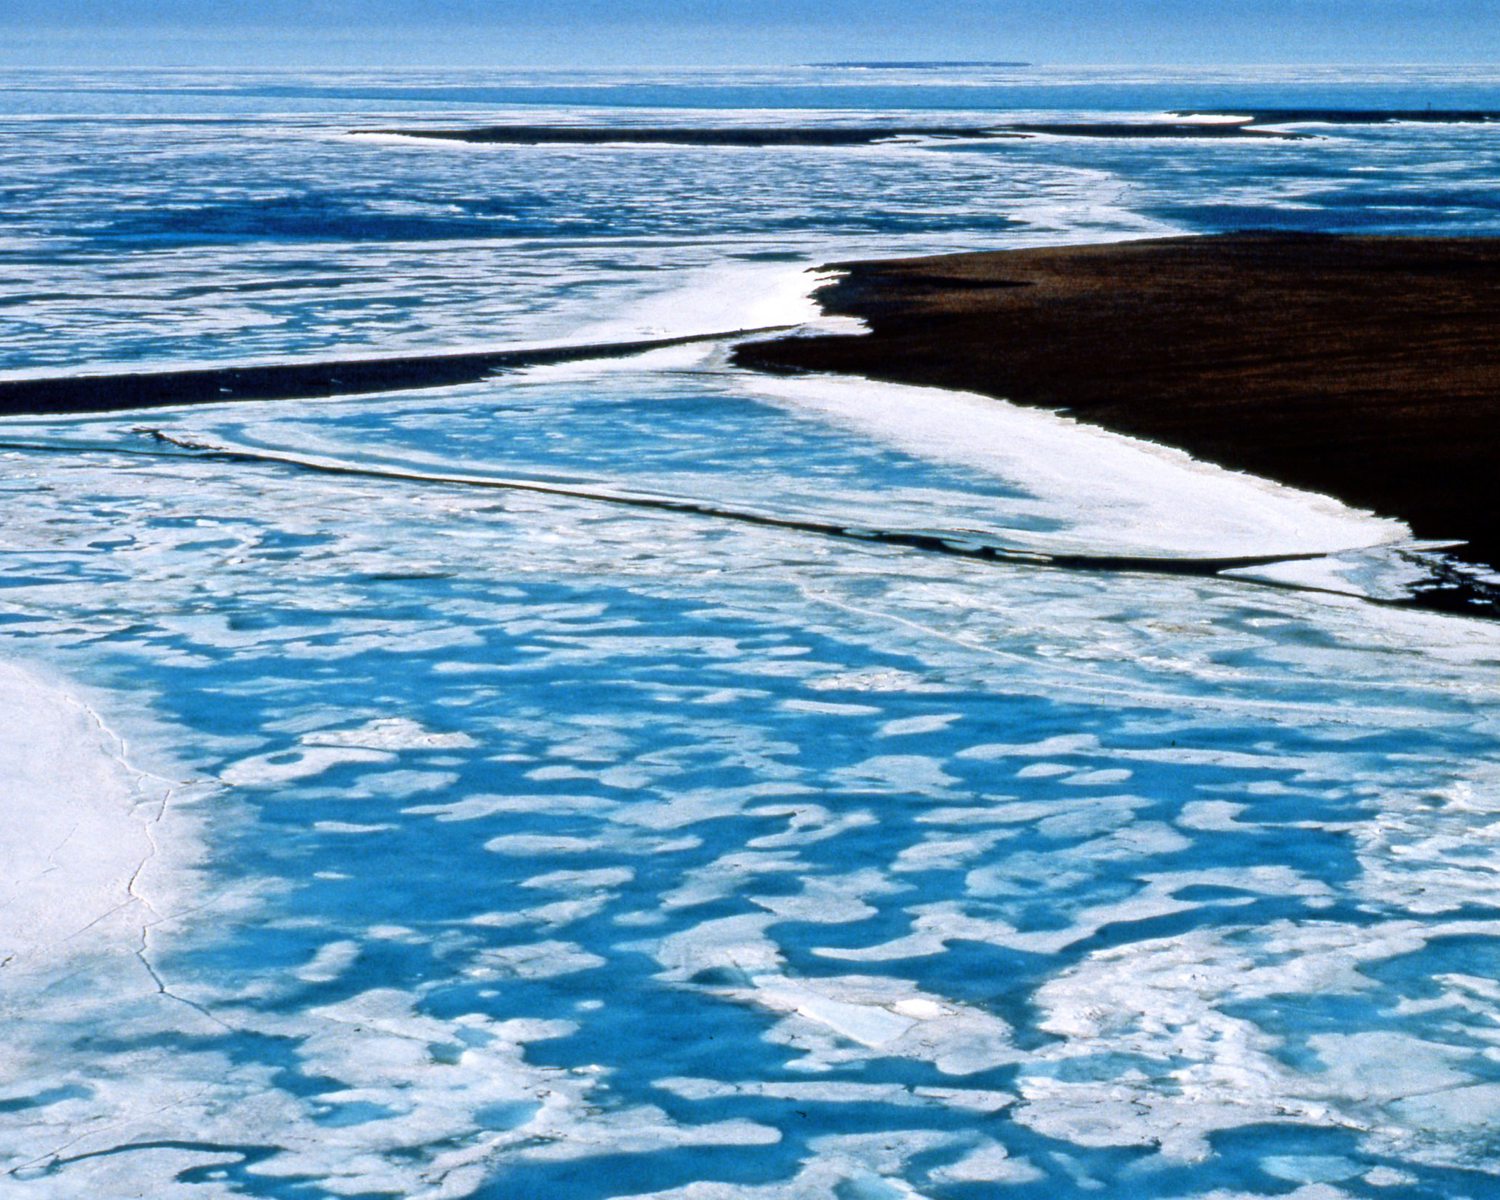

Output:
xmin=3 ymin=66 xmax=1500 ymax=1199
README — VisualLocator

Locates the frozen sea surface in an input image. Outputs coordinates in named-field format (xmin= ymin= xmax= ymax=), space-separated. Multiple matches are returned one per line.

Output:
xmin=3 ymin=66 xmax=1500 ymax=1199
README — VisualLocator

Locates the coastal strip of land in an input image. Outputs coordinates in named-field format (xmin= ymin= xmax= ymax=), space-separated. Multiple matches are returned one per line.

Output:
xmin=0 ymin=328 xmax=789 ymax=418
xmin=733 ymin=232 xmax=1500 ymax=575
xmin=355 ymin=121 xmax=1302 ymax=144
xmin=355 ymin=111 xmax=1500 ymax=148
xmin=354 ymin=125 xmax=1015 ymax=147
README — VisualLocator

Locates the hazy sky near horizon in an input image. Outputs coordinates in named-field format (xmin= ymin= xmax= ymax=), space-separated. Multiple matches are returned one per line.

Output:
xmin=1 ymin=0 xmax=1494 ymax=68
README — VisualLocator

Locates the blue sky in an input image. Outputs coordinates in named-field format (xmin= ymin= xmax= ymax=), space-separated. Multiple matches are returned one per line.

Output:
xmin=1 ymin=0 xmax=1494 ymax=67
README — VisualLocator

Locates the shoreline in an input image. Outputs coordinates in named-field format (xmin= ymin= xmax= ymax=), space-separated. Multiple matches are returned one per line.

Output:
xmin=354 ymin=121 xmax=1300 ymax=146
xmin=354 ymin=111 xmax=1500 ymax=148
xmin=0 ymin=327 xmax=793 ymax=417
xmin=733 ymin=232 xmax=1500 ymax=592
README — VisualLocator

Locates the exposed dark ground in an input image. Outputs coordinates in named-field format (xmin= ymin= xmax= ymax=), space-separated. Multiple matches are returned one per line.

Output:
xmin=0 ymin=329 xmax=784 ymax=417
xmin=354 ymin=125 xmax=1016 ymax=146
xmin=733 ymin=232 xmax=1500 ymax=579
xmin=354 ymin=121 xmax=1299 ymax=144
xmin=357 ymin=112 xmax=1500 ymax=146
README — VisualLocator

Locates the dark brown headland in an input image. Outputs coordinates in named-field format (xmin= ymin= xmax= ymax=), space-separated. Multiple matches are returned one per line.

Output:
xmin=733 ymin=232 xmax=1500 ymax=574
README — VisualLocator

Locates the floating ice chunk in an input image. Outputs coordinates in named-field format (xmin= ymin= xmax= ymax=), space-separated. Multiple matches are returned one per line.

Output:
xmin=1178 ymin=800 xmax=1251 ymax=831
xmin=765 ymin=987 xmax=917 ymax=1047
xmin=1262 ymin=1156 xmax=1361 ymax=1184
xmin=1016 ymin=762 xmax=1073 ymax=778
xmin=746 ymin=804 xmax=878 ymax=849
xmin=662 ymin=849 xmax=806 ymax=910
xmin=522 ymin=867 xmax=636 ymax=891
xmin=312 ymin=820 xmax=395 ymax=833
xmin=831 ymin=755 xmax=959 ymax=794
xmin=13 ymin=977 xmax=606 ymax=1199
xmin=892 ymin=831 xmax=1012 ymax=872
xmin=1395 ymin=971 xmax=1500 ymax=1018
xmin=1082 ymin=820 xmax=1192 ymax=859
xmin=618 ymin=790 xmax=779 ymax=836
xmin=965 ymin=821 xmax=1190 ymax=915
xmin=600 ymin=765 xmax=656 ymax=789
xmin=929 ymin=1139 xmax=1045 ymax=1184
xmin=1018 ymin=1073 xmax=1257 ymax=1162
xmin=367 ymin=925 xmax=416 ymax=940
xmin=1014 ymin=917 xmax=1500 ymax=1166
xmin=616 ymin=783 xmax=820 ymax=836
xmin=806 ymin=1129 xmax=965 ymax=1183
xmin=349 ymin=769 xmax=460 ymax=798
xmin=1304 ymin=1031 xmax=1469 ymax=1104
xmin=960 ymin=734 xmax=1101 ymax=760
xmin=1115 ymin=744 xmax=1321 ymax=770
xmin=222 ymin=745 xmax=395 ymax=787
xmin=753 ymin=974 xmax=1017 ymax=1075
xmin=912 ymin=1086 xmax=1014 ymax=1113
xmin=470 ymin=940 xmax=607 ymax=980
xmin=877 ymin=713 xmax=962 ymax=737
xmin=521 ymin=893 xmax=613 ymax=927
xmin=513 ymin=1106 xmax=782 ymax=1165
xmin=780 ymin=698 xmax=883 ymax=716
xmin=1351 ymin=760 xmax=1500 ymax=916
xmin=224 ymin=716 xmax=478 ymax=788
xmin=1156 ymin=865 xmax=1334 ymax=902
xmin=1390 ymin=1082 xmax=1500 ymax=1135
xmin=916 ymin=803 xmax=1026 ymax=825
xmin=303 ymin=717 xmax=477 ymax=751
xmin=891 ymin=998 xmax=947 ymax=1020
xmin=296 ymin=939 xmax=361 ymax=984
xmin=749 ymin=869 xmax=899 ymax=924
xmin=806 ymin=667 xmax=942 ymax=694
xmin=236 ymin=985 xmax=778 ymax=1193
xmin=651 ymin=918 xmax=1014 ymax=1068
xmin=1034 ymin=794 xmax=1153 ymax=839
xmin=527 ymin=763 xmax=595 ymax=781
xmin=1061 ymin=767 xmax=1133 ymax=786
xmin=652 ymin=913 xmax=785 ymax=980
xmin=813 ymin=931 xmax=947 ymax=963
xmin=484 ymin=834 xmax=600 ymax=855
xmin=468 ymin=911 xmax=529 ymax=929
xmin=816 ymin=901 xmax=1021 ymax=963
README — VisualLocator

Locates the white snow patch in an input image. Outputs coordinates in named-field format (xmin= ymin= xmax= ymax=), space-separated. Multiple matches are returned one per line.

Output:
xmin=0 ymin=659 xmax=203 ymax=977
xmin=742 ymin=373 xmax=1408 ymax=561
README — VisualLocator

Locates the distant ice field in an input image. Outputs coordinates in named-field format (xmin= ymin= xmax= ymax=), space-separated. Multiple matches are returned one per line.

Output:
xmin=2 ymin=66 xmax=1498 ymax=374
xmin=3 ymin=66 xmax=1500 ymax=1199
